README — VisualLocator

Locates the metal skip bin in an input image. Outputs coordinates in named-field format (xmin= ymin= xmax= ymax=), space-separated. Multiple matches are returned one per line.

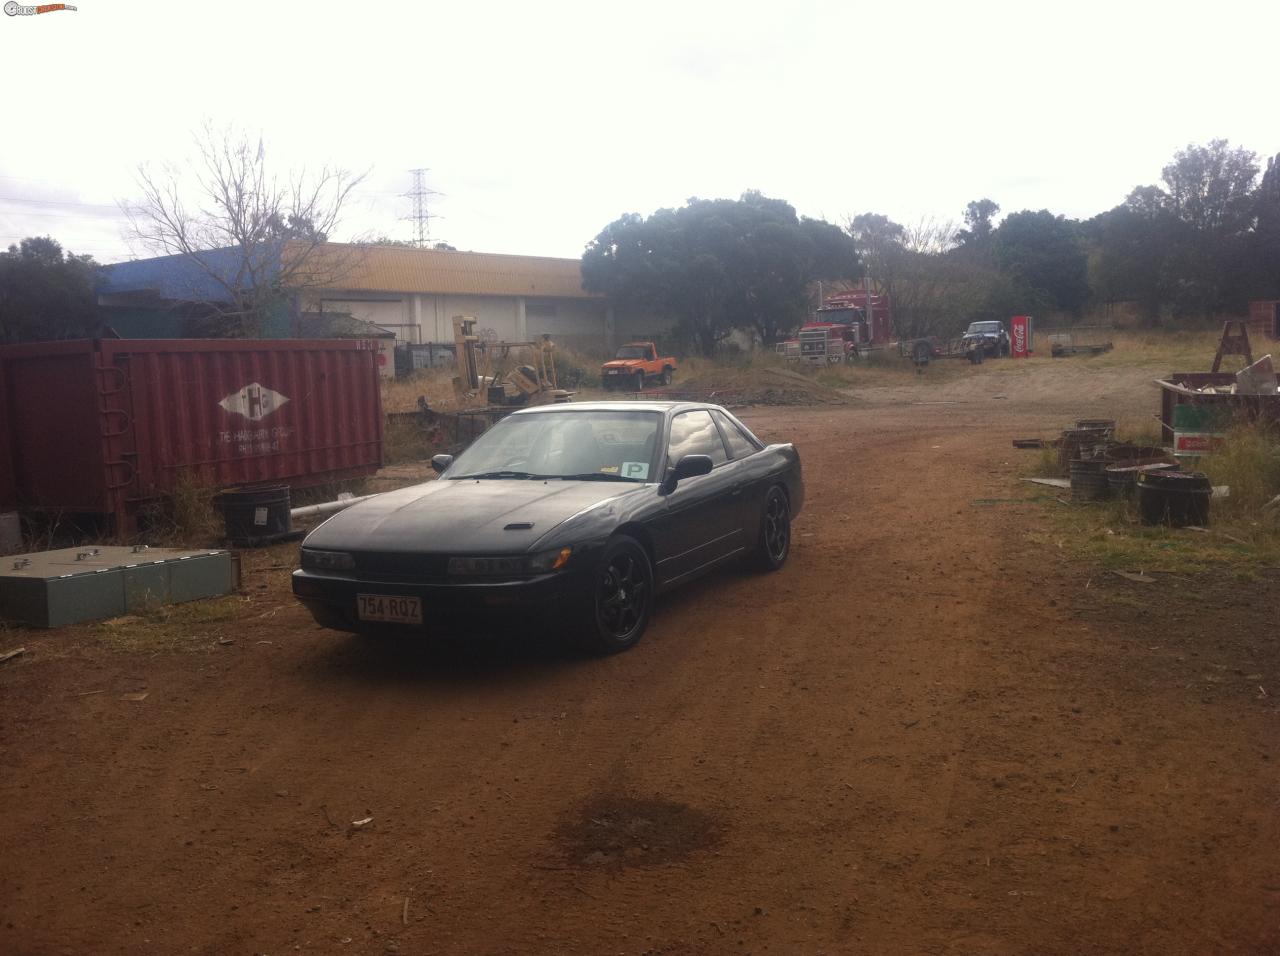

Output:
xmin=0 ymin=339 xmax=385 ymax=533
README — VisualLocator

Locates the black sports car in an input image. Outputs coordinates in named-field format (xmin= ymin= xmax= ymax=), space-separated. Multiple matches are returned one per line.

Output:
xmin=292 ymin=401 xmax=803 ymax=653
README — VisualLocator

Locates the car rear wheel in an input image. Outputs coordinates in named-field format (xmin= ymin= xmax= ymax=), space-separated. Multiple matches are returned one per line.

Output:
xmin=749 ymin=487 xmax=791 ymax=571
xmin=659 ymin=367 xmax=672 ymax=386
xmin=578 ymin=536 xmax=653 ymax=654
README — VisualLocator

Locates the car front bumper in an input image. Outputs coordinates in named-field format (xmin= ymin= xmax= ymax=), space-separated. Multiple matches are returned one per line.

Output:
xmin=291 ymin=565 xmax=590 ymax=635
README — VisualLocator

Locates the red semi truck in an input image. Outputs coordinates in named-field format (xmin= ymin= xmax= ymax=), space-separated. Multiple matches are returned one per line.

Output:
xmin=778 ymin=289 xmax=893 ymax=365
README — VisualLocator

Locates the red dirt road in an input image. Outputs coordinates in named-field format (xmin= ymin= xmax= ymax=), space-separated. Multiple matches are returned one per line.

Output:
xmin=2 ymin=400 xmax=1278 ymax=955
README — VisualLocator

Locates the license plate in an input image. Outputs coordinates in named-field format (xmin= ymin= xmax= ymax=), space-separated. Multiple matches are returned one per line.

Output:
xmin=357 ymin=594 xmax=423 ymax=624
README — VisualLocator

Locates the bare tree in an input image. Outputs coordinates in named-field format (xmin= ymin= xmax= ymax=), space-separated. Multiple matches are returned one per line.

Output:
xmin=126 ymin=123 xmax=367 ymax=336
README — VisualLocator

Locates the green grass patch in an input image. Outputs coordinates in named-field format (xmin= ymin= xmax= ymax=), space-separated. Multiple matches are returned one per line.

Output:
xmin=1035 ymin=487 xmax=1280 ymax=576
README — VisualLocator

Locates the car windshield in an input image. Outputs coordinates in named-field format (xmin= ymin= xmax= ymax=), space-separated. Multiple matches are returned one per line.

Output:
xmin=614 ymin=345 xmax=649 ymax=359
xmin=967 ymin=321 xmax=1002 ymax=333
xmin=448 ymin=410 xmax=663 ymax=482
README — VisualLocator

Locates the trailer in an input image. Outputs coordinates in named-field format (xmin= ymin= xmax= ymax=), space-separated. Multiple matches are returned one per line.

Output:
xmin=900 ymin=335 xmax=986 ymax=367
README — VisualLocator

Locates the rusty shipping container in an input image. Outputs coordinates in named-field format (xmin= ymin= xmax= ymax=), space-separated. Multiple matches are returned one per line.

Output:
xmin=0 ymin=338 xmax=384 ymax=532
xmin=0 ymin=356 xmax=15 ymax=511
xmin=1248 ymin=300 xmax=1280 ymax=342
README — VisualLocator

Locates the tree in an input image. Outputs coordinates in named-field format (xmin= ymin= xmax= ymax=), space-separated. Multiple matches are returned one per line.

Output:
xmin=1086 ymin=186 xmax=1180 ymax=323
xmin=846 ymin=213 xmax=905 ymax=284
xmin=992 ymin=210 xmax=1090 ymax=315
xmin=1159 ymin=140 xmax=1259 ymax=314
xmin=363 ymin=235 xmax=458 ymax=251
xmin=582 ymin=193 xmax=857 ymax=354
xmin=956 ymin=199 xmax=1000 ymax=244
xmin=0 ymin=237 xmax=102 ymax=344
xmin=1250 ymin=153 xmax=1280 ymax=299
xmin=127 ymin=124 xmax=366 ymax=337
xmin=1161 ymin=140 xmax=1258 ymax=237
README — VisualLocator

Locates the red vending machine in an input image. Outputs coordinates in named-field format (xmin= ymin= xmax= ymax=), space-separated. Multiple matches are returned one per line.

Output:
xmin=1010 ymin=315 xmax=1033 ymax=357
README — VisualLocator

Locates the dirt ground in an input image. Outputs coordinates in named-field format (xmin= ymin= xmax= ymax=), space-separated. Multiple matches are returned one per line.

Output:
xmin=2 ymin=361 xmax=1278 ymax=955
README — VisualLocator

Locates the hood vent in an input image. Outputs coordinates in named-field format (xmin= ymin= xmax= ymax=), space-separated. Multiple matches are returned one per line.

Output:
xmin=504 ymin=522 xmax=534 ymax=530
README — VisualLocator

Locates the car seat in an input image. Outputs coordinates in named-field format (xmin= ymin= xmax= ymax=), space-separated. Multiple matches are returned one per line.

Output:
xmin=558 ymin=419 xmax=604 ymax=475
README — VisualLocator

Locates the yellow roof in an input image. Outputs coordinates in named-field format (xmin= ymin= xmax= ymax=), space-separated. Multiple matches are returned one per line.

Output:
xmin=288 ymin=241 xmax=597 ymax=299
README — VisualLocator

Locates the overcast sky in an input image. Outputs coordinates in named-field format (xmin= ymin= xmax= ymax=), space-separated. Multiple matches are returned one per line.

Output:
xmin=2 ymin=0 xmax=1277 ymax=264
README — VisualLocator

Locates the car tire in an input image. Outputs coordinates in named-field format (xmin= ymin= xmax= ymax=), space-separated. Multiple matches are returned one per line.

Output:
xmin=577 ymin=535 xmax=654 ymax=654
xmin=749 ymin=486 xmax=791 ymax=572
xmin=660 ymin=367 xmax=673 ymax=386
xmin=633 ymin=371 xmax=645 ymax=392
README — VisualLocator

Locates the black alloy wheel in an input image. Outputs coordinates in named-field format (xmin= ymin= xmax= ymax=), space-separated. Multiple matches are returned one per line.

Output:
xmin=751 ymin=486 xmax=791 ymax=571
xmin=583 ymin=536 xmax=653 ymax=654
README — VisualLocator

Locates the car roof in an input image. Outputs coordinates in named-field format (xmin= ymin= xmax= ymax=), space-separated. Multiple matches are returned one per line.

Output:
xmin=509 ymin=401 xmax=719 ymax=416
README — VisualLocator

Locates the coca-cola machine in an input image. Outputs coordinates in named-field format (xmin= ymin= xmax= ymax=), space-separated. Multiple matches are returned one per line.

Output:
xmin=1010 ymin=315 xmax=1033 ymax=358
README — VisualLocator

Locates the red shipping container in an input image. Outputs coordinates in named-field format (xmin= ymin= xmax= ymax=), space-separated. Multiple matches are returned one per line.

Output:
xmin=0 ymin=338 xmax=384 ymax=533
xmin=0 ymin=357 xmax=15 ymax=511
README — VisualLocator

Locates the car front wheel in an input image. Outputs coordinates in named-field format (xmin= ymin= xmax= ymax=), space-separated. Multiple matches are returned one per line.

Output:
xmin=750 ymin=487 xmax=791 ymax=571
xmin=578 ymin=535 xmax=653 ymax=654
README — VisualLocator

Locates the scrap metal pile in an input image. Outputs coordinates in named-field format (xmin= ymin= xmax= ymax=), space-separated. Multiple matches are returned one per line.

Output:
xmin=1017 ymin=418 xmax=1213 ymax=527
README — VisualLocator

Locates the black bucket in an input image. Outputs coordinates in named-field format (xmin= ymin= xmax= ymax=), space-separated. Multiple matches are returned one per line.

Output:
xmin=218 ymin=485 xmax=292 ymax=546
xmin=1069 ymin=457 xmax=1110 ymax=502
xmin=1137 ymin=470 xmax=1211 ymax=527
xmin=1106 ymin=460 xmax=1178 ymax=499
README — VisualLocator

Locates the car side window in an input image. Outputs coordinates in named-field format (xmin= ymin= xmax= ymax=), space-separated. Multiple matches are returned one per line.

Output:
xmin=713 ymin=410 xmax=758 ymax=458
xmin=667 ymin=410 xmax=729 ymax=467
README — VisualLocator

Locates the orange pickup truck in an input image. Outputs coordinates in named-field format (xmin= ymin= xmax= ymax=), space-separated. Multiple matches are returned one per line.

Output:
xmin=600 ymin=342 xmax=677 ymax=390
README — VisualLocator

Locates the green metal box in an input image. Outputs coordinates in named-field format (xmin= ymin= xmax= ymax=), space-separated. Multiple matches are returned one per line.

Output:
xmin=0 ymin=546 xmax=235 ymax=628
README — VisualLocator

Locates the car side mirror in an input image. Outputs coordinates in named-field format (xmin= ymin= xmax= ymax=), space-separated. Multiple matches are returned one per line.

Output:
xmin=431 ymin=454 xmax=454 ymax=474
xmin=662 ymin=454 xmax=713 ymax=493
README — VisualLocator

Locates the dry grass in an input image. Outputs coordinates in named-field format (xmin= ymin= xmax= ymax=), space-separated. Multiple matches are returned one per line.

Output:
xmin=383 ymin=368 xmax=457 ymax=413
xmin=1037 ymin=424 xmax=1280 ymax=574
xmin=134 ymin=476 xmax=224 ymax=548
xmin=91 ymin=594 xmax=253 ymax=653
xmin=1058 ymin=329 xmax=1232 ymax=371
xmin=383 ymin=417 xmax=437 ymax=465
xmin=1200 ymin=424 xmax=1280 ymax=515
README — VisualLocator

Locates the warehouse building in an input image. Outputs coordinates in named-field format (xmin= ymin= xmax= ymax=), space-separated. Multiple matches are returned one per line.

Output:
xmin=99 ymin=242 xmax=660 ymax=354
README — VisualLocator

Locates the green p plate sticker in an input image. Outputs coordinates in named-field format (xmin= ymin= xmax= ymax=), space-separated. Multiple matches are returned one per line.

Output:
xmin=621 ymin=461 xmax=650 ymax=480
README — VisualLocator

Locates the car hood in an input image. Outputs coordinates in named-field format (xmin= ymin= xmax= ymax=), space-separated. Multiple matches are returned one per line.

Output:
xmin=303 ymin=478 xmax=645 ymax=554
xmin=602 ymin=359 xmax=645 ymax=369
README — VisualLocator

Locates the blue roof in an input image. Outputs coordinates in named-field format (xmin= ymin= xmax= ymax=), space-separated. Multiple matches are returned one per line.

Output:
xmin=100 ymin=246 xmax=282 ymax=303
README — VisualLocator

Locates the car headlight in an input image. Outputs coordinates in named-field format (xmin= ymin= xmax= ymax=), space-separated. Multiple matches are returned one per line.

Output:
xmin=301 ymin=549 xmax=356 ymax=571
xmin=448 ymin=547 xmax=573 ymax=577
